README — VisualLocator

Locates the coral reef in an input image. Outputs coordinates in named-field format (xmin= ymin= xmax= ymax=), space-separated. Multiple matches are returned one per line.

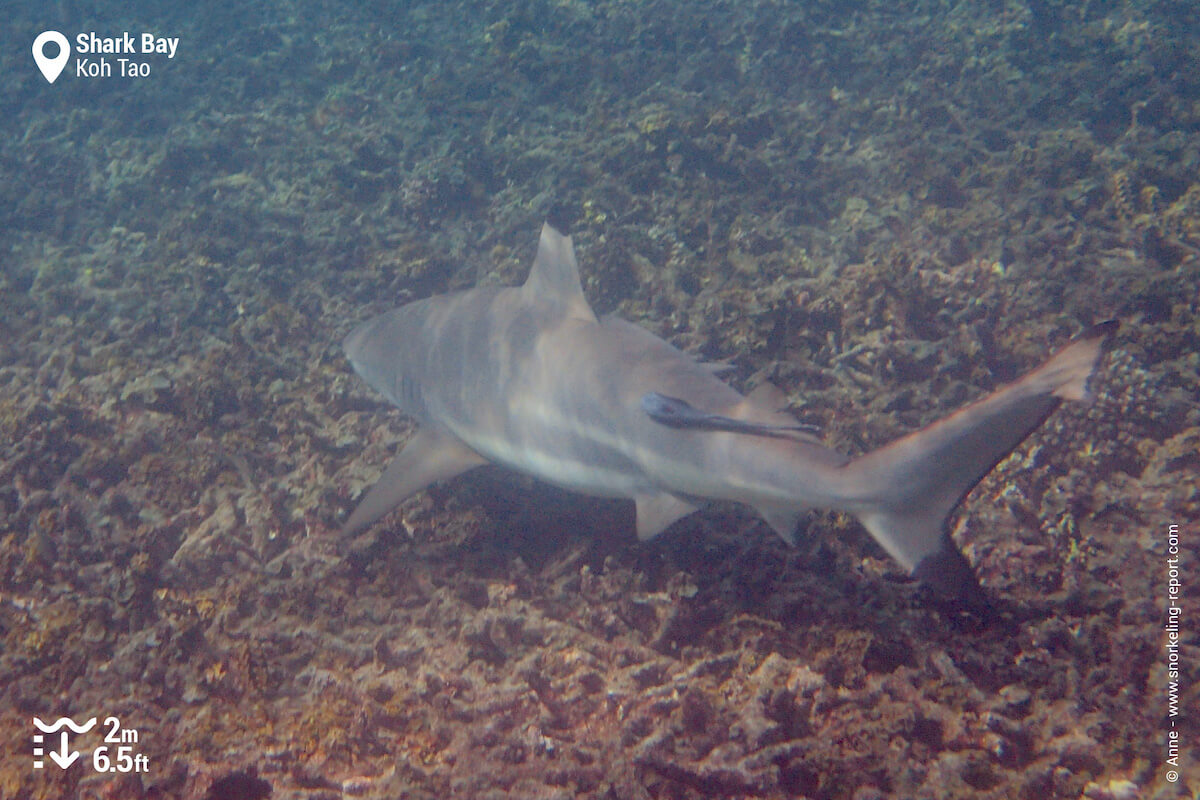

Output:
xmin=1 ymin=0 xmax=1197 ymax=798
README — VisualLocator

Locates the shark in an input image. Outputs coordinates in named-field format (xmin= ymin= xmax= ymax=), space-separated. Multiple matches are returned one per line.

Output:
xmin=341 ymin=223 xmax=1115 ymax=610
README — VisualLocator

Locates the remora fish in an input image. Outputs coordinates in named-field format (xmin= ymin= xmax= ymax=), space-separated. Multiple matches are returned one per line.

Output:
xmin=342 ymin=224 xmax=1115 ymax=609
xmin=640 ymin=391 xmax=820 ymax=439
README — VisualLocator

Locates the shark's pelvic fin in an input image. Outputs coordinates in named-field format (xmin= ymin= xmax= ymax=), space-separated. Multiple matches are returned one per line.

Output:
xmin=847 ymin=321 xmax=1117 ymax=609
xmin=523 ymin=223 xmax=598 ymax=323
xmin=341 ymin=427 xmax=486 ymax=536
xmin=635 ymin=493 xmax=701 ymax=540
xmin=755 ymin=508 xmax=804 ymax=544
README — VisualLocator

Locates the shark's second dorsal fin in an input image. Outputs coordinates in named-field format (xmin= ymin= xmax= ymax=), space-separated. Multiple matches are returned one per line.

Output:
xmin=730 ymin=382 xmax=826 ymax=446
xmin=523 ymin=223 xmax=598 ymax=323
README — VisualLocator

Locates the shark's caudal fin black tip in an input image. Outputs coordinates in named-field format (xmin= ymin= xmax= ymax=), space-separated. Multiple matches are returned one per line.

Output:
xmin=911 ymin=535 xmax=995 ymax=619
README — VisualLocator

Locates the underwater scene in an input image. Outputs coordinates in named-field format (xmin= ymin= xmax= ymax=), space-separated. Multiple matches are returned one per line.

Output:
xmin=2 ymin=0 xmax=1197 ymax=797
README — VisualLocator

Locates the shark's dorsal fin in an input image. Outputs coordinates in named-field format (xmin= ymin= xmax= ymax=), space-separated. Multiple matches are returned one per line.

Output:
xmin=523 ymin=223 xmax=598 ymax=323
xmin=745 ymin=381 xmax=788 ymax=411
xmin=731 ymin=382 xmax=827 ymax=446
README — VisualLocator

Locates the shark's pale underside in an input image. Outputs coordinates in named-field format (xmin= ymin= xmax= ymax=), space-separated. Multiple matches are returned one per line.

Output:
xmin=341 ymin=224 xmax=1114 ymax=608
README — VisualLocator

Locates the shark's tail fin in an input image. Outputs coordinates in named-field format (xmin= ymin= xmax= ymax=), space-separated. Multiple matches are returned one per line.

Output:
xmin=846 ymin=322 xmax=1117 ymax=611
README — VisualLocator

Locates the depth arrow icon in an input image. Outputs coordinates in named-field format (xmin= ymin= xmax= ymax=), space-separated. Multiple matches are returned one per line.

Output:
xmin=48 ymin=731 xmax=80 ymax=769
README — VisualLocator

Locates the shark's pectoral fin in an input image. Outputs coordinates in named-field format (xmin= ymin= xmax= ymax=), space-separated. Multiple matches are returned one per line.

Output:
xmin=755 ymin=508 xmax=803 ymax=545
xmin=635 ymin=493 xmax=700 ymax=540
xmin=342 ymin=428 xmax=486 ymax=536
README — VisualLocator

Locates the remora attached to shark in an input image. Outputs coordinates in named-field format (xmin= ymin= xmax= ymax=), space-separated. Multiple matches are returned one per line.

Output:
xmin=342 ymin=224 xmax=1115 ymax=609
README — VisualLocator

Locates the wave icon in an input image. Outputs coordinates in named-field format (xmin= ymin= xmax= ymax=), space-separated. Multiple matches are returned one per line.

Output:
xmin=33 ymin=717 xmax=97 ymax=734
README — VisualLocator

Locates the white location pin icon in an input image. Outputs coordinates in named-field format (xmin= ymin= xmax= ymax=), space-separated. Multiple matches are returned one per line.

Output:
xmin=33 ymin=31 xmax=71 ymax=84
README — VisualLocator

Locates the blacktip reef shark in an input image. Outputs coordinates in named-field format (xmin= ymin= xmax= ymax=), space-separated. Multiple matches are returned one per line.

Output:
xmin=341 ymin=223 xmax=1115 ymax=611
